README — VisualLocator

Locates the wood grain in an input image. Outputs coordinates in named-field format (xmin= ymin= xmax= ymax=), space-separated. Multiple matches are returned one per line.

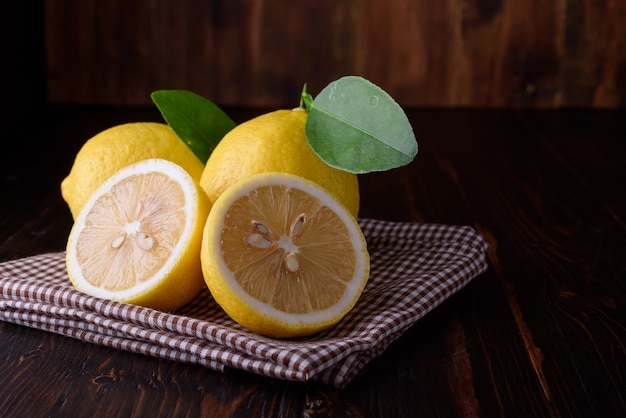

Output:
xmin=43 ymin=0 xmax=626 ymax=108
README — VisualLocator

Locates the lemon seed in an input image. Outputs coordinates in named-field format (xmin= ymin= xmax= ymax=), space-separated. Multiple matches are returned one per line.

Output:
xmin=245 ymin=233 xmax=272 ymax=249
xmin=284 ymin=252 xmax=300 ymax=272
xmin=136 ymin=232 xmax=155 ymax=250
xmin=111 ymin=235 xmax=126 ymax=249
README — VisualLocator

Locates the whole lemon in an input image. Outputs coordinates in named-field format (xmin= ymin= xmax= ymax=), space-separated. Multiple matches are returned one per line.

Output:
xmin=199 ymin=108 xmax=360 ymax=218
xmin=61 ymin=122 xmax=204 ymax=219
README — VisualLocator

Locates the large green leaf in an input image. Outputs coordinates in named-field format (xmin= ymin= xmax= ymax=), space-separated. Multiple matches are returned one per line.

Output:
xmin=303 ymin=76 xmax=417 ymax=173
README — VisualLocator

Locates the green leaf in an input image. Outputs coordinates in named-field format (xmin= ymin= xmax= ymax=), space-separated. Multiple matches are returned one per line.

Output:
xmin=151 ymin=90 xmax=236 ymax=164
xmin=304 ymin=76 xmax=417 ymax=173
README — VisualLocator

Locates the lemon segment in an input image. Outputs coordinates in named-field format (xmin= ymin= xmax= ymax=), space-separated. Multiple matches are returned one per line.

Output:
xmin=66 ymin=159 xmax=210 ymax=311
xmin=201 ymin=172 xmax=370 ymax=338
xmin=199 ymin=108 xmax=360 ymax=219
xmin=61 ymin=122 xmax=204 ymax=219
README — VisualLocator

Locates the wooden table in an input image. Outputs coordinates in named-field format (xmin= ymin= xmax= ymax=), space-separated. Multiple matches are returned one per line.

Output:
xmin=1 ymin=107 xmax=624 ymax=417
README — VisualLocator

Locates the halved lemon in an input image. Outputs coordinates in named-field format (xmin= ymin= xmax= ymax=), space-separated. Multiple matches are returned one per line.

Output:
xmin=66 ymin=159 xmax=211 ymax=311
xmin=201 ymin=172 xmax=370 ymax=338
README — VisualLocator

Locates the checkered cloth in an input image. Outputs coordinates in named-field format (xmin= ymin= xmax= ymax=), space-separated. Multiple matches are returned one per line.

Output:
xmin=0 ymin=219 xmax=488 ymax=388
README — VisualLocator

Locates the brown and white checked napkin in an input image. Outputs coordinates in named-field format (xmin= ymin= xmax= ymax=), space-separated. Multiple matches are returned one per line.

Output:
xmin=0 ymin=219 xmax=488 ymax=388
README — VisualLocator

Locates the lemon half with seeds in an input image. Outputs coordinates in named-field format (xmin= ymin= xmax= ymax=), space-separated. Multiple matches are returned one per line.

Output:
xmin=66 ymin=159 xmax=210 ymax=311
xmin=201 ymin=172 xmax=370 ymax=338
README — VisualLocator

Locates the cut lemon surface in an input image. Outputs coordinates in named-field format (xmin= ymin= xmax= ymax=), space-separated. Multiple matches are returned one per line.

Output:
xmin=66 ymin=159 xmax=211 ymax=311
xmin=201 ymin=172 xmax=370 ymax=338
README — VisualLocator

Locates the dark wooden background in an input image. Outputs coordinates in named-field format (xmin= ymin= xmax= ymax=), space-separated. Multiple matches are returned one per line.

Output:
xmin=41 ymin=0 xmax=626 ymax=108
xmin=3 ymin=2 xmax=626 ymax=416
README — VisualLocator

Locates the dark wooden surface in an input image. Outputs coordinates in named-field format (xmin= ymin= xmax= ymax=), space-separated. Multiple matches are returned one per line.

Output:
xmin=1 ymin=107 xmax=625 ymax=417
xmin=42 ymin=0 xmax=626 ymax=108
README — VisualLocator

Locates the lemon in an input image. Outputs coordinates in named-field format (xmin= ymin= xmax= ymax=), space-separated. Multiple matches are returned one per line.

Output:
xmin=61 ymin=122 xmax=204 ymax=219
xmin=199 ymin=108 xmax=360 ymax=218
xmin=66 ymin=159 xmax=211 ymax=311
xmin=201 ymin=172 xmax=370 ymax=338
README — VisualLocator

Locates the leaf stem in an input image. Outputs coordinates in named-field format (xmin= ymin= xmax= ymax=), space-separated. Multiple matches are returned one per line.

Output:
xmin=299 ymin=83 xmax=314 ymax=110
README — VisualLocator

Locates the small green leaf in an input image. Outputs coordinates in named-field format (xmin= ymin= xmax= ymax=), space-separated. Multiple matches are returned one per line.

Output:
xmin=151 ymin=90 xmax=236 ymax=164
xmin=304 ymin=76 xmax=417 ymax=173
